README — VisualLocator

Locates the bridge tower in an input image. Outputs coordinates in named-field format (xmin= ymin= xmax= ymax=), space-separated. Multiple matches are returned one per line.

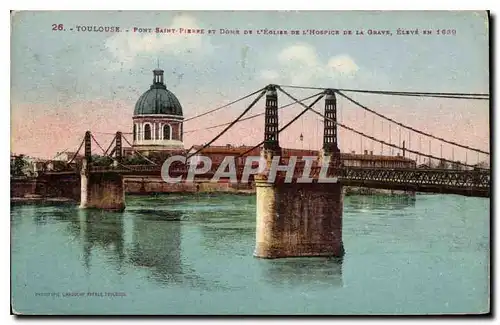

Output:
xmin=84 ymin=130 xmax=92 ymax=163
xmin=321 ymin=89 xmax=344 ymax=255
xmin=79 ymin=131 xmax=125 ymax=211
xmin=115 ymin=131 xmax=122 ymax=163
xmin=254 ymin=86 xmax=344 ymax=258
xmin=113 ymin=131 xmax=122 ymax=167
xmin=262 ymin=84 xmax=281 ymax=160
xmin=322 ymin=89 xmax=341 ymax=167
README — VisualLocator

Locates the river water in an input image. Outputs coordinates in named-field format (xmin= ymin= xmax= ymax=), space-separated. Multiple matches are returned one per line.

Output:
xmin=11 ymin=193 xmax=490 ymax=315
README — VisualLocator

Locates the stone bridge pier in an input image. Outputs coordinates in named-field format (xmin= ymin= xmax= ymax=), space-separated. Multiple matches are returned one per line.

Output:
xmin=79 ymin=131 xmax=125 ymax=211
xmin=254 ymin=177 xmax=344 ymax=258
xmin=79 ymin=159 xmax=126 ymax=211
xmin=254 ymin=86 xmax=344 ymax=258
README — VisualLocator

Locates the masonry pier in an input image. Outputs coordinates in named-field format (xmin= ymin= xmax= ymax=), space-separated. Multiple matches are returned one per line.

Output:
xmin=254 ymin=86 xmax=344 ymax=258
xmin=254 ymin=177 xmax=344 ymax=258
xmin=79 ymin=131 xmax=126 ymax=211
xmin=85 ymin=172 xmax=124 ymax=210
xmin=79 ymin=159 xmax=126 ymax=211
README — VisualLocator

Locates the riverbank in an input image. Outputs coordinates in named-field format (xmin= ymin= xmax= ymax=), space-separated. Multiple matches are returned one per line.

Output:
xmin=11 ymin=196 xmax=76 ymax=206
xmin=11 ymin=188 xmax=415 ymax=207
xmin=344 ymin=187 xmax=415 ymax=197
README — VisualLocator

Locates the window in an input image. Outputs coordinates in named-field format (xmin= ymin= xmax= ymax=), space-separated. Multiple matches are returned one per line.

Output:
xmin=144 ymin=124 xmax=151 ymax=140
xmin=133 ymin=124 xmax=136 ymax=140
xmin=163 ymin=124 xmax=171 ymax=140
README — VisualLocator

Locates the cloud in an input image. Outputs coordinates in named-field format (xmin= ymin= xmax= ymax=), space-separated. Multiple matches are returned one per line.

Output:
xmin=327 ymin=55 xmax=359 ymax=75
xmin=98 ymin=14 xmax=213 ymax=70
xmin=257 ymin=43 xmax=360 ymax=85
xmin=277 ymin=44 xmax=319 ymax=67
xmin=258 ymin=69 xmax=280 ymax=81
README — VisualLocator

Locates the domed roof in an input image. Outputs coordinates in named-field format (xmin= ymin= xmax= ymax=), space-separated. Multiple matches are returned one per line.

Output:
xmin=134 ymin=69 xmax=183 ymax=116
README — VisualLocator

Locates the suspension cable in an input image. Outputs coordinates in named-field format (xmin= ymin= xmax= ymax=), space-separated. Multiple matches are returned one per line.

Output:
xmin=103 ymin=137 xmax=116 ymax=156
xmin=236 ymin=94 xmax=325 ymax=158
xmin=90 ymin=134 xmax=133 ymax=170
xmin=183 ymin=92 xmax=323 ymax=134
xmin=187 ymin=89 xmax=267 ymax=160
xmin=52 ymin=148 xmax=70 ymax=160
xmin=183 ymin=87 xmax=266 ymax=123
xmin=278 ymin=84 xmax=489 ymax=99
xmin=121 ymin=135 xmax=158 ymax=166
xmin=90 ymin=134 xmax=107 ymax=154
xmin=277 ymin=86 xmax=485 ymax=170
xmin=66 ymin=137 xmax=85 ymax=165
xmin=93 ymin=131 xmax=133 ymax=135
xmin=348 ymin=91 xmax=487 ymax=101
xmin=336 ymin=91 xmax=489 ymax=155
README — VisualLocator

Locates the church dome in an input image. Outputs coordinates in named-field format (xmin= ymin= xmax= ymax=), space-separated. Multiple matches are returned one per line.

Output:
xmin=133 ymin=69 xmax=183 ymax=116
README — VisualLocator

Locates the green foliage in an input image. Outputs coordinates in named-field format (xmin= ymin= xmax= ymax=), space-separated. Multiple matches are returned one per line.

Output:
xmin=122 ymin=155 xmax=150 ymax=165
xmin=11 ymin=155 xmax=27 ymax=176
xmin=91 ymin=155 xmax=113 ymax=166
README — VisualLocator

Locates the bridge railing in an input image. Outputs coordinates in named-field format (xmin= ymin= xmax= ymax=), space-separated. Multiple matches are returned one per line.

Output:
xmin=89 ymin=165 xmax=162 ymax=172
xmin=89 ymin=164 xmax=249 ymax=175
xmin=86 ymin=164 xmax=490 ymax=189
xmin=336 ymin=166 xmax=490 ymax=189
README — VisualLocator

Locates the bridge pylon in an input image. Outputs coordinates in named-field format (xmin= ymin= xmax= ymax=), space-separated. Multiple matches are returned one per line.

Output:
xmin=321 ymin=89 xmax=341 ymax=169
xmin=114 ymin=131 xmax=122 ymax=167
xmin=254 ymin=85 xmax=344 ymax=259
xmin=262 ymin=84 xmax=281 ymax=161
xmin=84 ymin=130 xmax=92 ymax=164
xmin=79 ymin=130 xmax=125 ymax=211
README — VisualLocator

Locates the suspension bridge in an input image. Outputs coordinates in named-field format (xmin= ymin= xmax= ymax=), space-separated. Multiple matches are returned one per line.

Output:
xmin=42 ymin=84 xmax=490 ymax=196
xmin=36 ymin=84 xmax=490 ymax=258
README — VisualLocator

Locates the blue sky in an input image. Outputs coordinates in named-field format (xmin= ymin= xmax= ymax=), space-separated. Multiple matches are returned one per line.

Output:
xmin=10 ymin=11 xmax=490 ymax=159
xmin=11 ymin=11 xmax=489 ymax=102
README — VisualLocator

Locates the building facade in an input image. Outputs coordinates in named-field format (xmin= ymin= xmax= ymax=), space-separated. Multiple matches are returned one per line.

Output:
xmin=121 ymin=68 xmax=416 ymax=172
xmin=187 ymin=146 xmax=416 ymax=169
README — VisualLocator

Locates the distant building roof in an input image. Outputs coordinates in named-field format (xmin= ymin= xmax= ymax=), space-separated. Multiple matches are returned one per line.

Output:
xmin=188 ymin=145 xmax=260 ymax=156
xmin=53 ymin=151 xmax=84 ymax=161
xmin=188 ymin=145 xmax=415 ymax=162
xmin=341 ymin=152 xmax=414 ymax=162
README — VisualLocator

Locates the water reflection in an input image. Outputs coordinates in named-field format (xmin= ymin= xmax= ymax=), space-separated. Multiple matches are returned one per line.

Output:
xmin=12 ymin=205 xmax=38 ymax=222
xmin=128 ymin=213 xmax=183 ymax=283
xmin=75 ymin=210 xmax=126 ymax=272
xmin=29 ymin=208 xmax=127 ymax=273
xmin=346 ymin=195 xmax=416 ymax=212
xmin=30 ymin=206 xmax=76 ymax=226
xmin=130 ymin=209 xmax=185 ymax=221
xmin=260 ymin=257 xmax=343 ymax=289
xmin=197 ymin=210 xmax=255 ymax=253
xmin=11 ymin=193 xmax=490 ymax=314
xmin=24 ymin=202 xmax=213 ymax=288
xmin=178 ymin=194 xmax=256 ymax=250
xmin=66 ymin=207 xmax=188 ymax=284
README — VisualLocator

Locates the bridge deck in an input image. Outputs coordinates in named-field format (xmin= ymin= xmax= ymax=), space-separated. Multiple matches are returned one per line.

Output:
xmin=42 ymin=165 xmax=490 ymax=198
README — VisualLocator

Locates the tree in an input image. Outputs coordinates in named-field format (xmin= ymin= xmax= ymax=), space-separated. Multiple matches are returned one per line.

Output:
xmin=122 ymin=155 xmax=150 ymax=165
xmin=11 ymin=155 xmax=27 ymax=176
xmin=91 ymin=155 xmax=113 ymax=167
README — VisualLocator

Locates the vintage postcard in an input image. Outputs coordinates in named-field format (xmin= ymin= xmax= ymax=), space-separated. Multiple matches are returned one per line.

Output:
xmin=10 ymin=10 xmax=490 ymax=315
